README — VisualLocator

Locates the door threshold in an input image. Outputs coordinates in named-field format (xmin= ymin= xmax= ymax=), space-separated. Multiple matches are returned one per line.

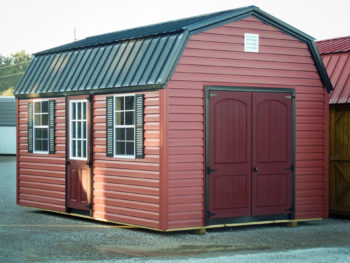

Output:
xmin=67 ymin=208 xmax=90 ymax=216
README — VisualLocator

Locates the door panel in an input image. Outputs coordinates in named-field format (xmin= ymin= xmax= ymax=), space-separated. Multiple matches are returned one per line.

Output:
xmin=252 ymin=92 xmax=292 ymax=216
xmin=67 ymin=96 xmax=91 ymax=212
xmin=209 ymin=91 xmax=252 ymax=218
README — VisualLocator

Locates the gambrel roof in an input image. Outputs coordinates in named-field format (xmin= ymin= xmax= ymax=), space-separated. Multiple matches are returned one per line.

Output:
xmin=15 ymin=5 xmax=332 ymax=97
xmin=317 ymin=36 xmax=350 ymax=104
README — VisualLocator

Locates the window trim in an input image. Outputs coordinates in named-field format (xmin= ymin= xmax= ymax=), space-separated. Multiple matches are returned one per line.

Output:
xmin=113 ymin=93 xmax=136 ymax=159
xmin=33 ymin=99 xmax=50 ymax=154
xmin=69 ymin=99 xmax=88 ymax=161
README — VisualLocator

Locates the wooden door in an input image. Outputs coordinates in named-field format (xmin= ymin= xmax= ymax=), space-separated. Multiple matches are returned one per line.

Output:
xmin=330 ymin=104 xmax=350 ymax=216
xmin=208 ymin=91 xmax=252 ymax=218
xmin=252 ymin=92 xmax=292 ymax=216
xmin=67 ymin=96 xmax=91 ymax=212
xmin=208 ymin=90 xmax=293 ymax=221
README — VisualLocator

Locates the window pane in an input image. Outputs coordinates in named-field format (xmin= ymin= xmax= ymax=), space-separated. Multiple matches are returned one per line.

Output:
xmin=83 ymin=102 xmax=87 ymax=120
xmin=42 ymin=140 xmax=48 ymax=152
xmin=77 ymin=121 xmax=81 ymax=139
xmin=42 ymin=101 xmax=48 ymax=113
xmin=42 ymin=128 xmax=48 ymax=139
xmin=83 ymin=122 xmax=87 ymax=139
xmin=115 ymin=111 xmax=124 ymax=125
xmin=125 ymin=111 xmax=134 ymax=125
xmin=77 ymin=103 xmax=82 ymax=120
xmin=126 ymin=142 xmax=134 ymax=155
xmin=72 ymin=103 xmax=76 ymax=120
xmin=126 ymin=128 xmax=134 ymax=141
xmin=72 ymin=140 xmax=76 ymax=157
xmin=116 ymin=141 xmax=125 ymax=155
xmin=35 ymin=128 xmax=42 ymax=138
xmin=83 ymin=141 xmax=87 ymax=158
xmin=72 ymin=121 xmax=76 ymax=139
xmin=34 ymin=102 xmax=40 ymax=113
xmin=116 ymin=128 xmax=125 ymax=140
xmin=77 ymin=140 xmax=82 ymax=157
xmin=115 ymin=97 xmax=124 ymax=111
xmin=42 ymin=113 xmax=48 ymax=125
xmin=125 ymin=96 xmax=134 ymax=110
xmin=35 ymin=140 xmax=41 ymax=151
xmin=34 ymin=115 xmax=40 ymax=126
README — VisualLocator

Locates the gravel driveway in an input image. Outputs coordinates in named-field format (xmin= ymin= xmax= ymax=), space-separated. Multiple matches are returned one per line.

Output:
xmin=1 ymin=156 xmax=350 ymax=262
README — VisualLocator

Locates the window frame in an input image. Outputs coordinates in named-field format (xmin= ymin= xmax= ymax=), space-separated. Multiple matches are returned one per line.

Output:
xmin=69 ymin=99 xmax=88 ymax=161
xmin=33 ymin=99 xmax=49 ymax=154
xmin=113 ymin=93 xmax=136 ymax=159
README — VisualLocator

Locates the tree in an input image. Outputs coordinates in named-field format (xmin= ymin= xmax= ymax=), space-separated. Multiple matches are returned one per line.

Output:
xmin=0 ymin=51 xmax=32 ymax=96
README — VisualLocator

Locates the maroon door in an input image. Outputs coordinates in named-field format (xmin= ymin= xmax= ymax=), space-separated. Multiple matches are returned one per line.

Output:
xmin=252 ymin=92 xmax=292 ymax=216
xmin=209 ymin=91 xmax=252 ymax=218
xmin=208 ymin=91 xmax=292 ymax=220
xmin=67 ymin=95 xmax=91 ymax=212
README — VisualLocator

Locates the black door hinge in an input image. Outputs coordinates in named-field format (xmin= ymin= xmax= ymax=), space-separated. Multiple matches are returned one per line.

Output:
xmin=285 ymin=207 xmax=293 ymax=213
xmin=207 ymin=167 xmax=217 ymax=175
xmin=207 ymin=210 xmax=217 ymax=218
xmin=284 ymin=164 xmax=294 ymax=172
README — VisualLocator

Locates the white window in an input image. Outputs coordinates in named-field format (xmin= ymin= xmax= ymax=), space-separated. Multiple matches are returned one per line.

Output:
xmin=244 ymin=33 xmax=259 ymax=52
xmin=70 ymin=100 xmax=88 ymax=160
xmin=114 ymin=94 xmax=135 ymax=158
xmin=33 ymin=100 xmax=49 ymax=153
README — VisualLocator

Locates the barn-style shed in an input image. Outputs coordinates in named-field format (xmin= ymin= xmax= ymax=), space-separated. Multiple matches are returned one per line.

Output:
xmin=317 ymin=36 xmax=350 ymax=217
xmin=15 ymin=6 xmax=332 ymax=231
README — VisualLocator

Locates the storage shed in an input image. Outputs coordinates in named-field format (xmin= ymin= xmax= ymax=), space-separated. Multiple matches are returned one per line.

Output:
xmin=15 ymin=6 xmax=332 ymax=231
xmin=317 ymin=36 xmax=350 ymax=217
xmin=0 ymin=96 xmax=16 ymax=154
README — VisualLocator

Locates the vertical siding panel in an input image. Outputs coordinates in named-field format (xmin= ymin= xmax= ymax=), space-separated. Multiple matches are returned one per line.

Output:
xmin=92 ymin=91 xmax=160 ymax=229
xmin=166 ymin=16 xmax=326 ymax=229
xmin=17 ymin=98 xmax=66 ymax=212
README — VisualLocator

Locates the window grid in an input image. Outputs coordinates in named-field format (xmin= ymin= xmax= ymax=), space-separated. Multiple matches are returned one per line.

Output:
xmin=114 ymin=95 xmax=135 ymax=158
xmin=70 ymin=100 xmax=88 ymax=160
xmin=33 ymin=100 xmax=49 ymax=153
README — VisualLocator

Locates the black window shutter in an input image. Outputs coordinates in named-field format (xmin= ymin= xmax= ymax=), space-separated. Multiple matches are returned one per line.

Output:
xmin=48 ymin=100 xmax=55 ymax=154
xmin=135 ymin=94 xmax=144 ymax=158
xmin=106 ymin=96 xmax=114 ymax=157
xmin=28 ymin=101 xmax=33 ymax=153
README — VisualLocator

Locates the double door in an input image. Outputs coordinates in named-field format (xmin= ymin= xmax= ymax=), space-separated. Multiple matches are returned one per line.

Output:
xmin=208 ymin=90 xmax=293 ymax=222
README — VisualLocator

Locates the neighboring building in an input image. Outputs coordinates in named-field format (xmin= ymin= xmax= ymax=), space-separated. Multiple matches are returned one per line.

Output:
xmin=14 ymin=6 xmax=332 ymax=231
xmin=0 ymin=96 xmax=16 ymax=154
xmin=317 ymin=36 xmax=350 ymax=217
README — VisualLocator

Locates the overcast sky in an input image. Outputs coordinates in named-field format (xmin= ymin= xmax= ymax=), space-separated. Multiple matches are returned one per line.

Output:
xmin=1 ymin=0 xmax=349 ymax=56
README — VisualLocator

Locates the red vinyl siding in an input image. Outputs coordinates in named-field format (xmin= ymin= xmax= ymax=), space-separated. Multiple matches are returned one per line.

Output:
xmin=92 ymin=91 xmax=160 ymax=229
xmin=164 ymin=16 xmax=327 ymax=229
xmin=17 ymin=98 xmax=66 ymax=212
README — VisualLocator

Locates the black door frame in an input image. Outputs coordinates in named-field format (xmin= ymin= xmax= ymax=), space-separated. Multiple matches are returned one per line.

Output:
xmin=204 ymin=86 xmax=296 ymax=226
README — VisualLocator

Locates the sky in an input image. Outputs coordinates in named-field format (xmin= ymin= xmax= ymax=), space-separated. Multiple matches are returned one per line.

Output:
xmin=1 ymin=0 xmax=349 ymax=56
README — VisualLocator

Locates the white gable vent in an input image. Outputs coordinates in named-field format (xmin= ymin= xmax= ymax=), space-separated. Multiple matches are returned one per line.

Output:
xmin=244 ymin=33 xmax=259 ymax=52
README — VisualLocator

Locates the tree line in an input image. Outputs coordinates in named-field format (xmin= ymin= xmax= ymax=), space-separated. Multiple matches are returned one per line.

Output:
xmin=0 ymin=51 xmax=32 ymax=96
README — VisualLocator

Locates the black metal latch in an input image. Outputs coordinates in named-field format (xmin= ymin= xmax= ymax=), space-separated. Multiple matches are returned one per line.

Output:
xmin=207 ymin=167 xmax=217 ymax=175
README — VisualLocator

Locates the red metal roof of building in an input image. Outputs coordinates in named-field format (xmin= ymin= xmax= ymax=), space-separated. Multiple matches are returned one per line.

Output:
xmin=317 ymin=36 xmax=350 ymax=54
xmin=317 ymin=36 xmax=350 ymax=104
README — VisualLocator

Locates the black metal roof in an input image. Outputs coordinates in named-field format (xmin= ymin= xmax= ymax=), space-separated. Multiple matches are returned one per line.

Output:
xmin=15 ymin=5 xmax=333 ymax=97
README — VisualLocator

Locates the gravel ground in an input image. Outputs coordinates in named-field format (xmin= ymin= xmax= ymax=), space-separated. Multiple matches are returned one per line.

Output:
xmin=1 ymin=156 xmax=350 ymax=262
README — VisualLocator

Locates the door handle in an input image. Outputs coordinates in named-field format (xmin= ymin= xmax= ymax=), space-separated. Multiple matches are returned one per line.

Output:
xmin=253 ymin=166 xmax=258 ymax=172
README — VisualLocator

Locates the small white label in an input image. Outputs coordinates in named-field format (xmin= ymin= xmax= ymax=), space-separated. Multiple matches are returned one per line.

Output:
xmin=244 ymin=33 xmax=259 ymax=53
